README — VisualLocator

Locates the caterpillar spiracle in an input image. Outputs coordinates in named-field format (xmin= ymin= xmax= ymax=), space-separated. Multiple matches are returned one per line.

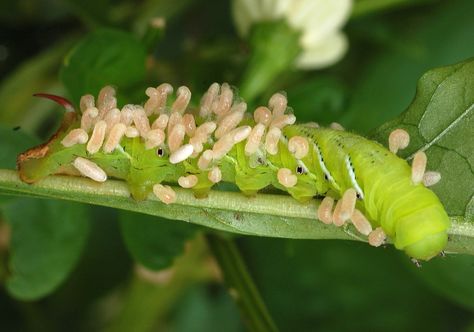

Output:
xmin=17 ymin=83 xmax=450 ymax=261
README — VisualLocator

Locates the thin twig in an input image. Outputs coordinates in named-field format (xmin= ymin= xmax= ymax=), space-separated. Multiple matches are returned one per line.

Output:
xmin=0 ymin=169 xmax=472 ymax=255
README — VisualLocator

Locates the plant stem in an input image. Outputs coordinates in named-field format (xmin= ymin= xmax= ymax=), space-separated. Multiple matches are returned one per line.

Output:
xmin=106 ymin=236 xmax=214 ymax=332
xmin=239 ymin=21 xmax=301 ymax=103
xmin=0 ymin=169 xmax=472 ymax=256
xmin=206 ymin=234 xmax=279 ymax=332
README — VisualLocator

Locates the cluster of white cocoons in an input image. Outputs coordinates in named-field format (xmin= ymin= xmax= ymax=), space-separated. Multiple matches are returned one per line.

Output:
xmin=62 ymin=83 xmax=441 ymax=244
xmin=63 ymin=83 xmax=298 ymax=205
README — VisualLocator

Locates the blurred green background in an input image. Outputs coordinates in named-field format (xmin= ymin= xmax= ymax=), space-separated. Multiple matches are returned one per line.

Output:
xmin=1 ymin=0 xmax=474 ymax=331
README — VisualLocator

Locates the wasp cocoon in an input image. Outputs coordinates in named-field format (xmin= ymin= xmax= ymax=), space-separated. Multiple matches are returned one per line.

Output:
xmin=103 ymin=108 xmax=121 ymax=131
xmin=81 ymin=107 xmax=99 ymax=132
xmin=156 ymin=83 xmax=173 ymax=114
xmin=277 ymin=168 xmax=297 ymax=188
xmin=423 ymin=171 xmax=441 ymax=187
xmin=332 ymin=199 xmax=344 ymax=227
xmin=232 ymin=126 xmax=251 ymax=143
xmin=132 ymin=106 xmax=151 ymax=137
xmin=254 ymin=106 xmax=272 ymax=126
xmin=97 ymin=86 xmax=117 ymax=117
xmin=350 ymin=209 xmax=373 ymax=236
xmin=195 ymin=121 xmax=217 ymax=138
xmin=212 ymin=133 xmax=235 ymax=160
xmin=412 ymin=151 xmax=427 ymax=185
xmin=208 ymin=166 xmax=222 ymax=183
xmin=87 ymin=120 xmax=107 ymax=154
xmin=144 ymin=129 xmax=166 ymax=150
xmin=73 ymin=157 xmax=107 ymax=182
xmin=215 ymin=106 xmax=246 ymax=138
xmin=317 ymin=196 xmax=334 ymax=225
xmin=198 ymin=150 xmax=214 ymax=170
xmin=200 ymin=82 xmax=220 ymax=117
xmin=245 ymin=123 xmax=266 ymax=156
xmin=171 ymin=86 xmax=191 ymax=114
xmin=270 ymin=114 xmax=296 ymax=129
xmin=215 ymin=83 xmax=233 ymax=116
xmin=340 ymin=188 xmax=357 ymax=222
xmin=120 ymin=105 xmax=134 ymax=126
xmin=104 ymin=123 xmax=127 ymax=153
xmin=152 ymin=114 xmax=170 ymax=130
xmin=368 ymin=227 xmax=386 ymax=247
xmin=265 ymin=127 xmax=281 ymax=155
xmin=268 ymin=92 xmax=287 ymax=117
xmin=125 ymin=126 xmax=140 ymax=138
xmin=389 ymin=129 xmax=410 ymax=154
xmin=80 ymin=94 xmax=95 ymax=113
xmin=288 ymin=136 xmax=309 ymax=159
xmin=182 ymin=114 xmax=196 ymax=137
xmin=178 ymin=175 xmax=198 ymax=188
xmin=144 ymin=87 xmax=160 ymax=115
xmin=61 ymin=128 xmax=88 ymax=147
xmin=153 ymin=184 xmax=176 ymax=204
xmin=169 ymin=144 xmax=194 ymax=164
xmin=168 ymin=123 xmax=186 ymax=153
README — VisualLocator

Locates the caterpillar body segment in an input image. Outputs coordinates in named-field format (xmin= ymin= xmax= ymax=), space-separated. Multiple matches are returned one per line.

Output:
xmin=287 ymin=126 xmax=449 ymax=260
xmin=18 ymin=83 xmax=450 ymax=261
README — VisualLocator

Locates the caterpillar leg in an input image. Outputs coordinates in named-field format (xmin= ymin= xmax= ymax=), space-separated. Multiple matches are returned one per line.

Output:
xmin=188 ymin=168 xmax=222 ymax=199
xmin=411 ymin=258 xmax=422 ymax=268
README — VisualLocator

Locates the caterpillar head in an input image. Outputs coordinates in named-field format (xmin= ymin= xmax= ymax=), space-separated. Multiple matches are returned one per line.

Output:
xmin=395 ymin=203 xmax=449 ymax=261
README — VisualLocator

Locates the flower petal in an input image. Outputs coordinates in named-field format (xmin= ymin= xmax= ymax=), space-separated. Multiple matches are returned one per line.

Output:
xmin=297 ymin=0 xmax=352 ymax=48
xmin=295 ymin=32 xmax=348 ymax=69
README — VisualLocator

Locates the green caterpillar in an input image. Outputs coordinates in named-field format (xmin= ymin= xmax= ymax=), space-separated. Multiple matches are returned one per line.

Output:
xmin=17 ymin=83 xmax=450 ymax=261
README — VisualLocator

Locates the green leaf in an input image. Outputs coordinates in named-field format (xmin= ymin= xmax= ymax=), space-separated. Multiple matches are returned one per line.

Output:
xmin=373 ymin=58 xmax=474 ymax=219
xmin=60 ymin=28 xmax=147 ymax=104
xmin=120 ymin=211 xmax=198 ymax=270
xmin=0 ymin=39 xmax=73 ymax=128
xmin=410 ymin=254 xmax=474 ymax=311
xmin=62 ymin=0 xmax=113 ymax=28
xmin=0 ymin=125 xmax=38 ymax=203
xmin=0 ymin=124 xmax=38 ymax=170
xmin=240 ymin=238 xmax=459 ymax=332
xmin=286 ymin=76 xmax=348 ymax=124
xmin=372 ymin=58 xmax=474 ymax=312
xmin=344 ymin=0 xmax=474 ymax=132
xmin=3 ymin=198 xmax=90 ymax=300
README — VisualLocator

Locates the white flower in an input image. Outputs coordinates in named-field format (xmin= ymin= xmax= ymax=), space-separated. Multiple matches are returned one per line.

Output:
xmin=232 ymin=0 xmax=352 ymax=69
